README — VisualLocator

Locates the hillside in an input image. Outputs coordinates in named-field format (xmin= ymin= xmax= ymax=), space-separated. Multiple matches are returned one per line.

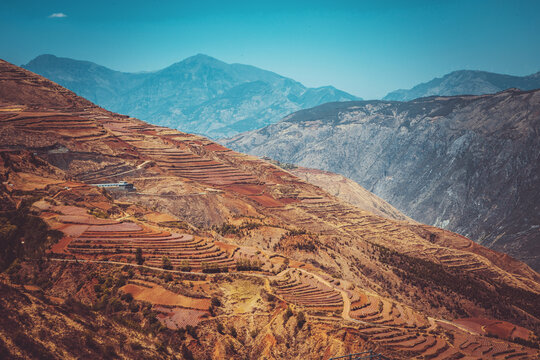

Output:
xmin=23 ymin=54 xmax=359 ymax=138
xmin=224 ymin=91 xmax=540 ymax=272
xmin=289 ymin=167 xmax=411 ymax=222
xmin=384 ymin=70 xmax=540 ymax=101
xmin=1 ymin=58 xmax=540 ymax=359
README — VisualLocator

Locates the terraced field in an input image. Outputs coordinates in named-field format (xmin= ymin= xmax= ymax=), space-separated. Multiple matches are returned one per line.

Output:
xmin=45 ymin=205 xmax=235 ymax=270
xmin=2 ymin=59 xmax=539 ymax=359
xmin=350 ymin=292 xmax=429 ymax=328
xmin=273 ymin=270 xmax=343 ymax=311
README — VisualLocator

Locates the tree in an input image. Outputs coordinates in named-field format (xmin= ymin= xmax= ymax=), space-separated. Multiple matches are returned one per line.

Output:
xmin=296 ymin=311 xmax=306 ymax=330
xmin=179 ymin=259 xmax=192 ymax=272
xmin=162 ymin=256 xmax=172 ymax=270
xmin=135 ymin=248 xmax=144 ymax=265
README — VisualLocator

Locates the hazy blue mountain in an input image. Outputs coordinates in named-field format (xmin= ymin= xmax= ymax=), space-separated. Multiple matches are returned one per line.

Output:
xmin=384 ymin=70 xmax=540 ymax=101
xmin=24 ymin=54 xmax=360 ymax=138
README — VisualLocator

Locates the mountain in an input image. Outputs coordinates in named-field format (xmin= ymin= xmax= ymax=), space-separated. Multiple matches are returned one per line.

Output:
xmin=384 ymin=70 xmax=540 ymax=101
xmin=1 ymin=59 xmax=539 ymax=359
xmin=223 ymin=90 xmax=540 ymax=271
xmin=23 ymin=54 xmax=360 ymax=138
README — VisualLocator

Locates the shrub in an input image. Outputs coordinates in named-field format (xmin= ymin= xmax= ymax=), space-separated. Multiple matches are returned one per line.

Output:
xmin=135 ymin=248 xmax=144 ymax=265
xmin=178 ymin=260 xmax=192 ymax=272
xmin=283 ymin=307 xmax=293 ymax=324
xmin=185 ymin=325 xmax=197 ymax=339
xmin=296 ymin=311 xmax=306 ymax=330
xmin=201 ymin=262 xmax=228 ymax=273
xmin=211 ymin=297 xmax=221 ymax=307
xmin=0 ymin=208 xmax=63 ymax=271
xmin=162 ymin=256 xmax=173 ymax=270
xmin=236 ymin=257 xmax=262 ymax=271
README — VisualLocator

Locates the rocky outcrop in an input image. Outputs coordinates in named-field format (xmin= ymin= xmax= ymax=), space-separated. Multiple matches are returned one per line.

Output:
xmin=224 ymin=90 xmax=540 ymax=270
xmin=384 ymin=69 xmax=540 ymax=101
xmin=23 ymin=54 xmax=359 ymax=138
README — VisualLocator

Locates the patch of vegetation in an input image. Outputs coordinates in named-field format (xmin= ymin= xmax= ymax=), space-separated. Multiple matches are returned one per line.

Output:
xmin=274 ymin=230 xmax=317 ymax=253
xmin=285 ymin=229 xmax=307 ymax=236
xmin=178 ymin=260 xmax=192 ymax=272
xmin=213 ymin=221 xmax=262 ymax=237
xmin=235 ymin=257 xmax=262 ymax=271
xmin=87 ymin=208 xmax=109 ymax=219
xmin=283 ymin=306 xmax=293 ymax=324
xmin=161 ymin=256 xmax=172 ymax=270
xmin=262 ymin=157 xmax=298 ymax=170
xmin=371 ymin=242 xmax=540 ymax=320
xmin=0 ymin=201 xmax=63 ymax=271
xmin=158 ymin=221 xmax=189 ymax=230
xmin=135 ymin=248 xmax=144 ymax=265
xmin=296 ymin=311 xmax=306 ymax=330
xmin=201 ymin=262 xmax=229 ymax=273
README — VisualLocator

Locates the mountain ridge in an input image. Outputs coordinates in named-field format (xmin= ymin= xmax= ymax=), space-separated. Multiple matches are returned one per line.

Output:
xmin=384 ymin=69 xmax=540 ymax=101
xmin=23 ymin=54 xmax=360 ymax=138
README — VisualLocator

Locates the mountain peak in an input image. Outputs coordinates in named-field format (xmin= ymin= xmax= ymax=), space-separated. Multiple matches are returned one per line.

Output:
xmin=384 ymin=69 xmax=540 ymax=101
xmin=23 ymin=54 xmax=359 ymax=138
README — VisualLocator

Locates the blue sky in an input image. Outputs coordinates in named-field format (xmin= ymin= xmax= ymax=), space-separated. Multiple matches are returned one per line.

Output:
xmin=1 ymin=0 xmax=539 ymax=99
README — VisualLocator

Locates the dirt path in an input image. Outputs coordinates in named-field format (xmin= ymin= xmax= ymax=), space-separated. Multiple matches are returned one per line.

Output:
xmin=88 ymin=160 xmax=152 ymax=182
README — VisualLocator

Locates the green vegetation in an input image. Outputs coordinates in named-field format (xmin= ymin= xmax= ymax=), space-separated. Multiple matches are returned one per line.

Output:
xmin=235 ymin=257 xmax=262 ymax=271
xmin=213 ymin=221 xmax=262 ymax=237
xmin=296 ymin=311 xmax=306 ymax=330
xmin=135 ymin=248 xmax=144 ymax=265
xmin=161 ymin=256 xmax=172 ymax=270
xmin=372 ymin=242 xmax=540 ymax=320
xmin=87 ymin=208 xmax=109 ymax=219
xmin=201 ymin=262 xmax=228 ymax=273
xmin=158 ymin=221 xmax=189 ymax=230
xmin=283 ymin=306 xmax=293 ymax=324
xmin=262 ymin=157 xmax=298 ymax=170
xmin=211 ymin=297 xmax=221 ymax=307
xmin=0 ymin=201 xmax=63 ymax=271
xmin=178 ymin=260 xmax=192 ymax=272
xmin=286 ymin=229 xmax=307 ymax=236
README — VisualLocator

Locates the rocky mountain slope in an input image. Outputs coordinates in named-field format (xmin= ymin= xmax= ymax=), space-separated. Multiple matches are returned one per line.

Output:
xmin=289 ymin=167 xmax=411 ymax=222
xmin=384 ymin=69 xmax=540 ymax=101
xmin=224 ymin=91 xmax=540 ymax=271
xmin=23 ymin=54 xmax=359 ymax=138
xmin=2 ymin=59 xmax=540 ymax=359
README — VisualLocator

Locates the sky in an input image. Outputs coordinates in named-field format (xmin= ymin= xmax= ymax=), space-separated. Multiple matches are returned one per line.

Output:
xmin=1 ymin=0 xmax=539 ymax=99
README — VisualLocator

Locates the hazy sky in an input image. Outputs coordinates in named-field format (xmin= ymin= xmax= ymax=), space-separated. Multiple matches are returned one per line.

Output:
xmin=1 ymin=0 xmax=539 ymax=99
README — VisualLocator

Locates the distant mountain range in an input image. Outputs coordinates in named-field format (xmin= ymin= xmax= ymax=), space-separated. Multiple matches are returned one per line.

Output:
xmin=384 ymin=69 xmax=540 ymax=101
xmin=223 ymin=89 xmax=540 ymax=271
xmin=23 ymin=54 xmax=359 ymax=138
